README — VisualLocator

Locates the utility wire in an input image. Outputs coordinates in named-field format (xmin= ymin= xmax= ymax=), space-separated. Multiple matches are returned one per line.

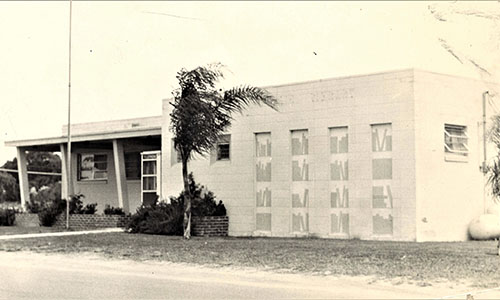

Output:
xmin=141 ymin=11 xmax=204 ymax=21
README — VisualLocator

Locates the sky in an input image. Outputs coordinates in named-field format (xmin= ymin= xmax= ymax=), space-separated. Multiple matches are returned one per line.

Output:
xmin=1 ymin=1 xmax=500 ymax=163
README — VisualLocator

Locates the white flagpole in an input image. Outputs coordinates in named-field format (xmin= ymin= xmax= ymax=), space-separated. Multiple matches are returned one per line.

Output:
xmin=66 ymin=0 xmax=73 ymax=229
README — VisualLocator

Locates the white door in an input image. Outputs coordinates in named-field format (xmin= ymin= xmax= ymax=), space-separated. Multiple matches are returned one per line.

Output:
xmin=141 ymin=151 xmax=161 ymax=206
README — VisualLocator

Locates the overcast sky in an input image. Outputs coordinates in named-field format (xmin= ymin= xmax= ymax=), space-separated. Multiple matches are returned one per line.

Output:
xmin=1 ymin=1 xmax=499 ymax=163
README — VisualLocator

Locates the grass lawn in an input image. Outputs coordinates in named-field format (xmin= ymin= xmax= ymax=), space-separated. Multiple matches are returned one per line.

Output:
xmin=1 ymin=232 xmax=499 ymax=287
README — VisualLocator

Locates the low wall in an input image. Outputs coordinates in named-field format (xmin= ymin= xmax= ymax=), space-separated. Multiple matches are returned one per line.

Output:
xmin=15 ymin=213 xmax=228 ymax=236
xmin=15 ymin=213 xmax=39 ymax=227
xmin=192 ymin=216 xmax=228 ymax=237
xmin=53 ymin=214 xmax=132 ymax=230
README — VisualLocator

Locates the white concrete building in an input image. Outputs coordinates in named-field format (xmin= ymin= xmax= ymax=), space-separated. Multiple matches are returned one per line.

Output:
xmin=6 ymin=69 xmax=498 ymax=241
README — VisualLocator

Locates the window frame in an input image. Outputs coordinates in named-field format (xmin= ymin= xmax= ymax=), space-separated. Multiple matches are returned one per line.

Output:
xmin=124 ymin=151 xmax=141 ymax=180
xmin=216 ymin=135 xmax=231 ymax=161
xmin=141 ymin=152 xmax=159 ymax=193
xmin=77 ymin=153 xmax=108 ymax=181
xmin=444 ymin=124 xmax=469 ymax=162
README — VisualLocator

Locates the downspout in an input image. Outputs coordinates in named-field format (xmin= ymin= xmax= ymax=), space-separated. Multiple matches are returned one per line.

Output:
xmin=483 ymin=91 xmax=489 ymax=174
xmin=483 ymin=91 xmax=489 ymax=214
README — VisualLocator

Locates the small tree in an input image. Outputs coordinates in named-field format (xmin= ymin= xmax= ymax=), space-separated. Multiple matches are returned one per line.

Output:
xmin=0 ymin=172 xmax=19 ymax=203
xmin=170 ymin=63 xmax=278 ymax=239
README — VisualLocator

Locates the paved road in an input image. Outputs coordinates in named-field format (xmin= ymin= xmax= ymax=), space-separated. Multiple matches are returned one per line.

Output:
xmin=1 ymin=251 xmax=499 ymax=299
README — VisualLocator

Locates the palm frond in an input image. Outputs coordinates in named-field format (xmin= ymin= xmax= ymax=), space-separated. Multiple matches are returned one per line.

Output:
xmin=488 ymin=115 xmax=500 ymax=149
xmin=176 ymin=63 xmax=226 ymax=92
xmin=170 ymin=64 xmax=279 ymax=163
xmin=487 ymin=156 xmax=500 ymax=203
xmin=222 ymin=85 xmax=279 ymax=114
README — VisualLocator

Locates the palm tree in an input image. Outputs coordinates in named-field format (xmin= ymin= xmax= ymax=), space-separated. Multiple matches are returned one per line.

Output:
xmin=170 ymin=63 xmax=278 ymax=239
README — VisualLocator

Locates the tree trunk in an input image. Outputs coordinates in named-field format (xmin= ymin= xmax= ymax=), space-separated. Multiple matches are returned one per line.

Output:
xmin=182 ymin=158 xmax=192 ymax=239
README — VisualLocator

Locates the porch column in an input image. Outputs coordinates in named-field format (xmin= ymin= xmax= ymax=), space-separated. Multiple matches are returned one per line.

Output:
xmin=16 ymin=147 xmax=29 ymax=212
xmin=112 ymin=139 xmax=129 ymax=212
xmin=59 ymin=143 xmax=68 ymax=200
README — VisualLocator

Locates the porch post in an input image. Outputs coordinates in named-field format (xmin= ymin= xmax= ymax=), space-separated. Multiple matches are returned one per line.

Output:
xmin=112 ymin=139 xmax=129 ymax=212
xmin=59 ymin=143 xmax=68 ymax=200
xmin=16 ymin=147 xmax=30 ymax=212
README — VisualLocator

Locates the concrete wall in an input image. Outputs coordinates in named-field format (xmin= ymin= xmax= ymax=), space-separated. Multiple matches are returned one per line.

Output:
xmin=162 ymin=69 xmax=417 ymax=240
xmin=414 ymin=70 xmax=497 ymax=241
xmin=62 ymin=116 xmax=162 ymax=136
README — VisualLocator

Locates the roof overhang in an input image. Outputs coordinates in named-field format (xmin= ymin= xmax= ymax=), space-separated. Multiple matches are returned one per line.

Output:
xmin=5 ymin=127 xmax=162 ymax=149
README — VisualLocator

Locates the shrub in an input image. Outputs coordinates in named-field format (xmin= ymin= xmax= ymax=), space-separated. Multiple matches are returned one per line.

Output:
xmin=104 ymin=205 xmax=125 ymax=216
xmin=0 ymin=208 xmax=16 ymax=226
xmin=37 ymin=193 xmax=96 ymax=226
xmin=126 ymin=174 xmax=226 ymax=235
xmin=81 ymin=203 xmax=98 ymax=215
xmin=69 ymin=194 xmax=97 ymax=215
xmin=127 ymin=198 xmax=184 ymax=235
xmin=27 ymin=182 xmax=61 ymax=213
xmin=172 ymin=173 xmax=227 ymax=217
xmin=38 ymin=198 xmax=66 ymax=227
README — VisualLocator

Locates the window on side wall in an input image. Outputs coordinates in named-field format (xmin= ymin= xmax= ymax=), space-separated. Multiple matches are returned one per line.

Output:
xmin=124 ymin=152 xmax=141 ymax=180
xmin=77 ymin=153 xmax=108 ymax=181
xmin=444 ymin=124 xmax=469 ymax=161
xmin=172 ymin=139 xmax=182 ymax=164
xmin=216 ymin=135 xmax=231 ymax=160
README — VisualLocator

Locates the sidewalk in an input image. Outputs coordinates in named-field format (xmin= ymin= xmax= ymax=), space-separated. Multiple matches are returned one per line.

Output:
xmin=0 ymin=228 xmax=123 ymax=240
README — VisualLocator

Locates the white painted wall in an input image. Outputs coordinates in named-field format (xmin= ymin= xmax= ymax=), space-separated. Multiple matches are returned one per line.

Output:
xmin=414 ymin=70 xmax=498 ymax=241
xmin=162 ymin=69 xmax=417 ymax=240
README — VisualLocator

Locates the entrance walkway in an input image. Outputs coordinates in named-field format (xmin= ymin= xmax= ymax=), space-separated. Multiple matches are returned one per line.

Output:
xmin=0 ymin=228 xmax=123 ymax=240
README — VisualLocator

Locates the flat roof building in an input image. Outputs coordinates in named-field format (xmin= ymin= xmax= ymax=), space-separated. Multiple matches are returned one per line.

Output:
xmin=7 ymin=69 xmax=499 ymax=241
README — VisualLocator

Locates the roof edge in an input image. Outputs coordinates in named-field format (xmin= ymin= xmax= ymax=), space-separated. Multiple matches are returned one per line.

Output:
xmin=6 ymin=127 xmax=162 ymax=148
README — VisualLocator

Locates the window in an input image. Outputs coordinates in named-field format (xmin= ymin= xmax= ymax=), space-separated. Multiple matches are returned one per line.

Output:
xmin=77 ymin=153 xmax=108 ymax=181
xmin=444 ymin=124 xmax=469 ymax=157
xmin=124 ymin=152 xmax=140 ymax=180
xmin=216 ymin=135 xmax=231 ymax=160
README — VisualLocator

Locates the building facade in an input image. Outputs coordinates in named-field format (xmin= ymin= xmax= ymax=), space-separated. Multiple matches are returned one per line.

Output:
xmin=6 ymin=69 xmax=498 ymax=241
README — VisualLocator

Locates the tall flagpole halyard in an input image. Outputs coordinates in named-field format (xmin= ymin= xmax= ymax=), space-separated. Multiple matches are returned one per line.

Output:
xmin=66 ymin=0 xmax=73 ymax=229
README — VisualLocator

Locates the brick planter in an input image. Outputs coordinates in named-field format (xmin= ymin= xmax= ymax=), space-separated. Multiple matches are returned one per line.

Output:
xmin=53 ymin=214 xmax=132 ymax=230
xmin=15 ymin=213 xmax=39 ymax=227
xmin=192 ymin=216 xmax=228 ymax=237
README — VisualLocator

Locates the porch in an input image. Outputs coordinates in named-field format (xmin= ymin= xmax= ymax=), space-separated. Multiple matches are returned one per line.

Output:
xmin=5 ymin=116 xmax=162 ymax=213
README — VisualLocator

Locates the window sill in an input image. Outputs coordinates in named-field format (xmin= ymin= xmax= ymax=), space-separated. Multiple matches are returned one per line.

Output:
xmin=444 ymin=154 xmax=469 ymax=163
xmin=77 ymin=179 xmax=108 ymax=184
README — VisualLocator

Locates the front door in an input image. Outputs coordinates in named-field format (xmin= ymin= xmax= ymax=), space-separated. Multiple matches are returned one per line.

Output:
xmin=141 ymin=151 xmax=161 ymax=206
